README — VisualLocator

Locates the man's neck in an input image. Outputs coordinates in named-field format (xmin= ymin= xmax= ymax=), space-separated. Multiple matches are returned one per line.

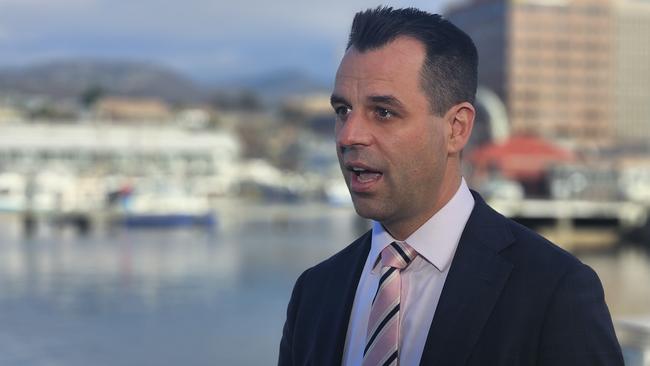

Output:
xmin=381 ymin=175 xmax=463 ymax=240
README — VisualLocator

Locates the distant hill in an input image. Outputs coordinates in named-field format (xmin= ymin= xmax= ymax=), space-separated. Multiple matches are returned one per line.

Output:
xmin=216 ymin=69 xmax=330 ymax=104
xmin=0 ymin=60 xmax=208 ymax=103
xmin=0 ymin=60 xmax=330 ymax=107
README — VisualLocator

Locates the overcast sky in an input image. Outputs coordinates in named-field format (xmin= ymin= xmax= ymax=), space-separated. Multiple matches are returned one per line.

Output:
xmin=0 ymin=0 xmax=452 ymax=82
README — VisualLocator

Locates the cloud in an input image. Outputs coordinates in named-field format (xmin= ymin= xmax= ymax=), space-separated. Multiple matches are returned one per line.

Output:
xmin=1 ymin=0 xmax=448 ymax=41
xmin=0 ymin=0 xmax=95 ymax=5
xmin=0 ymin=25 xmax=8 ymax=42
xmin=0 ymin=0 xmax=449 ymax=80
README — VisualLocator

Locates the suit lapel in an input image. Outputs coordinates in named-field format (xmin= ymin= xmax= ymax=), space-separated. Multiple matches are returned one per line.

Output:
xmin=316 ymin=230 xmax=371 ymax=366
xmin=419 ymin=192 xmax=515 ymax=366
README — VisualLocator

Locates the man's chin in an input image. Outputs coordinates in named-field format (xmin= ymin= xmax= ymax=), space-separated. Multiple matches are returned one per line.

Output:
xmin=351 ymin=199 xmax=386 ymax=222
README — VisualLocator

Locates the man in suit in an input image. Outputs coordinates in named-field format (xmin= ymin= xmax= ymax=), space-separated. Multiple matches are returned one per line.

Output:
xmin=279 ymin=7 xmax=623 ymax=366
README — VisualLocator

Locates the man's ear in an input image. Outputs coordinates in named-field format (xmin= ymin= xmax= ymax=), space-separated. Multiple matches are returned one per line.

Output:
xmin=445 ymin=102 xmax=475 ymax=154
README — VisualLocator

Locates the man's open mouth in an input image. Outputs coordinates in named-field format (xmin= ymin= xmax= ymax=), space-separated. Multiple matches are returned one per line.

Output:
xmin=349 ymin=166 xmax=383 ymax=184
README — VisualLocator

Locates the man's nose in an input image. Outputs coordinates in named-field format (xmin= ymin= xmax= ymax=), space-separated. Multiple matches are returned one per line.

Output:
xmin=336 ymin=112 xmax=372 ymax=149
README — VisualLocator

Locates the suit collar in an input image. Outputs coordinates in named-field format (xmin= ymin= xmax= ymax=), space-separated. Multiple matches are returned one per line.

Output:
xmin=420 ymin=191 xmax=515 ymax=366
xmin=315 ymin=230 xmax=371 ymax=366
xmin=464 ymin=190 xmax=515 ymax=253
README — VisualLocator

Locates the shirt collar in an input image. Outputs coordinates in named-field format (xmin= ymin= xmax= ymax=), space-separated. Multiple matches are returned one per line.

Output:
xmin=369 ymin=178 xmax=475 ymax=273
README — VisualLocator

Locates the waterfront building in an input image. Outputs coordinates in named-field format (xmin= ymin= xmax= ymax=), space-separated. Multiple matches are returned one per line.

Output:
xmin=0 ymin=105 xmax=23 ymax=124
xmin=614 ymin=0 xmax=650 ymax=145
xmin=469 ymin=135 xmax=575 ymax=197
xmin=447 ymin=0 xmax=650 ymax=149
xmin=0 ymin=122 xmax=241 ymax=212
xmin=94 ymin=97 xmax=173 ymax=122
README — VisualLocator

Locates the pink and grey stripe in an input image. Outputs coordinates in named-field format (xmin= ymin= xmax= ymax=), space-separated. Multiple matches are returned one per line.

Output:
xmin=362 ymin=241 xmax=418 ymax=366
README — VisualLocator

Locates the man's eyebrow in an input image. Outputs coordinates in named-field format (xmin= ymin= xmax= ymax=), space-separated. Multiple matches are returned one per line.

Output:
xmin=368 ymin=95 xmax=405 ymax=109
xmin=330 ymin=94 xmax=349 ymax=106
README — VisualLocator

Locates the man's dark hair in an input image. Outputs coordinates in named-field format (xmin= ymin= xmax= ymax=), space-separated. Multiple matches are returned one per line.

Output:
xmin=347 ymin=7 xmax=478 ymax=116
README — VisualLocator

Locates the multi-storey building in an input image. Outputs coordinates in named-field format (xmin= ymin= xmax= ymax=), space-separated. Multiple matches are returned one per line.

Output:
xmin=615 ymin=0 xmax=650 ymax=144
xmin=447 ymin=0 xmax=649 ymax=149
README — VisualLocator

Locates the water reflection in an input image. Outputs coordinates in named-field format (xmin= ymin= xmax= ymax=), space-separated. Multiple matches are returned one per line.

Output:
xmin=0 ymin=202 xmax=648 ymax=365
xmin=0 ymin=225 xmax=239 ymax=309
xmin=578 ymin=246 xmax=650 ymax=316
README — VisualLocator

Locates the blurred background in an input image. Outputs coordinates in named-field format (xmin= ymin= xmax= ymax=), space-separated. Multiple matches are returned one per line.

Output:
xmin=0 ymin=0 xmax=649 ymax=364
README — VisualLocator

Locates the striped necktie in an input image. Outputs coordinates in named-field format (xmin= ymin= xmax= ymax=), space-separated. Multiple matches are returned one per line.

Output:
xmin=362 ymin=241 xmax=418 ymax=366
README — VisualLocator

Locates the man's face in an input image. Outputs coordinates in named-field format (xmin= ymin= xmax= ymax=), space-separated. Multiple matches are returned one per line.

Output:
xmin=332 ymin=36 xmax=453 ymax=238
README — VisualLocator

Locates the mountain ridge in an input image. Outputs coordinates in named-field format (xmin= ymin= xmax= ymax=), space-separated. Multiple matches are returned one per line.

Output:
xmin=0 ymin=59 xmax=330 ymax=105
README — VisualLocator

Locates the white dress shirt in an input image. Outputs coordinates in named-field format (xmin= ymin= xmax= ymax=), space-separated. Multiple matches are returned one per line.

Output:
xmin=342 ymin=179 xmax=475 ymax=366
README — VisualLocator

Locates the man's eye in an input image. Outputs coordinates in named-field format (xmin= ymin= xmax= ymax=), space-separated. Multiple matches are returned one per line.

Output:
xmin=334 ymin=106 xmax=351 ymax=118
xmin=376 ymin=108 xmax=394 ymax=119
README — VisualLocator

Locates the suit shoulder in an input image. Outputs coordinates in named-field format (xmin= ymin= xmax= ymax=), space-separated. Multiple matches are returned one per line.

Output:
xmin=503 ymin=216 xmax=586 ymax=274
xmin=472 ymin=196 xmax=583 ymax=272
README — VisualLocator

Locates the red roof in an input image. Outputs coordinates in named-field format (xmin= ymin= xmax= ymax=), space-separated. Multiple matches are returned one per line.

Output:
xmin=469 ymin=136 xmax=575 ymax=181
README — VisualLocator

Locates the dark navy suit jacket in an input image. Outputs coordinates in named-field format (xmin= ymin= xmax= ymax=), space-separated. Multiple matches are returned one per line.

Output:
xmin=278 ymin=192 xmax=624 ymax=365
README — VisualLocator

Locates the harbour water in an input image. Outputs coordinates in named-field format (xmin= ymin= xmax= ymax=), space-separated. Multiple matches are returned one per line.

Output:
xmin=0 ymin=200 xmax=648 ymax=365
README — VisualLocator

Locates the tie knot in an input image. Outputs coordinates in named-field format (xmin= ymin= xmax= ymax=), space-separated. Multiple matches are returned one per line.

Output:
xmin=380 ymin=241 xmax=418 ymax=270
